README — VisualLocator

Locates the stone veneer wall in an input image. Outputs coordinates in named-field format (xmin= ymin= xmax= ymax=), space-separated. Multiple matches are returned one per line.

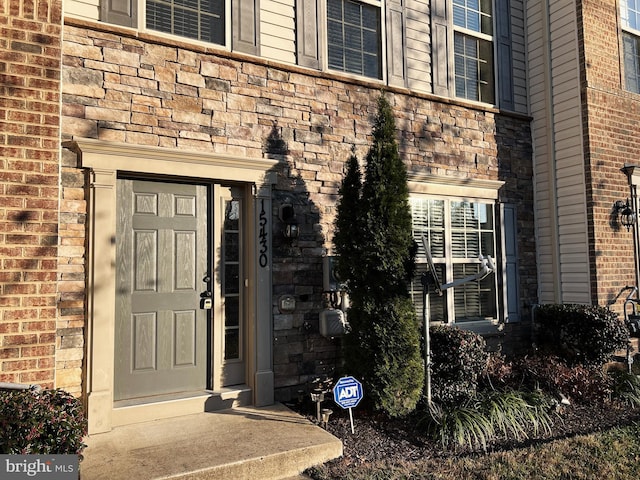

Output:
xmin=60 ymin=19 xmax=536 ymax=400
xmin=0 ymin=0 xmax=62 ymax=390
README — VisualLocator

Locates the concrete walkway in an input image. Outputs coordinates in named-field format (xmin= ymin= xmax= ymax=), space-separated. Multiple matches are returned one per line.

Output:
xmin=79 ymin=404 xmax=342 ymax=480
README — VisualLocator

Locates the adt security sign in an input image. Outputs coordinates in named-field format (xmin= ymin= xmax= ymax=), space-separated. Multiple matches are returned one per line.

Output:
xmin=333 ymin=376 xmax=363 ymax=409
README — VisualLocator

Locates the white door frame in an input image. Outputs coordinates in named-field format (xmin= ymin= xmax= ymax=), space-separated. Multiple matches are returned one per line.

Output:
xmin=70 ymin=138 xmax=277 ymax=434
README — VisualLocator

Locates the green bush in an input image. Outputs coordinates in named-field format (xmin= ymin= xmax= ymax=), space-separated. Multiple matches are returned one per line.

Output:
xmin=344 ymin=295 xmax=424 ymax=417
xmin=0 ymin=388 xmax=87 ymax=455
xmin=534 ymin=304 xmax=628 ymax=366
xmin=430 ymin=325 xmax=489 ymax=406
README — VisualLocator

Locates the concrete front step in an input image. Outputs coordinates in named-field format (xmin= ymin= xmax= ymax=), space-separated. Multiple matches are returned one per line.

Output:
xmin=80 ymin=403 xmax=342 ymax=480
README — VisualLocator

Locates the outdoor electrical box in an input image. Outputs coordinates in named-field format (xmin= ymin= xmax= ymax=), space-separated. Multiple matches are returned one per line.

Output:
xmin=320 ymin=308 xmax=348 ymax=338
xmin=323 ymin=256 xmax=343 ymax=292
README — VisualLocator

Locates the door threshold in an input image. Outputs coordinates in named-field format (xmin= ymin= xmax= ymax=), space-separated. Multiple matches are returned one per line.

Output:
xmin=111 ymin=387 xmax=253 ymax=428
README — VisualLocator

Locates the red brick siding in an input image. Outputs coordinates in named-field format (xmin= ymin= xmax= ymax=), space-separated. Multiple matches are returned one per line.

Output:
xmin=580 ymin=0 xmax=640 ymax=312
xmin=0 ymin=0 xmax=62 ymax=388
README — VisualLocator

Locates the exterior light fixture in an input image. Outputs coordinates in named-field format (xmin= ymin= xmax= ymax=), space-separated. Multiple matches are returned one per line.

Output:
xmin=279 ymin=203 xmax=299 ymax=239
xmin=615 ymin=199 xmax=636 ymax=231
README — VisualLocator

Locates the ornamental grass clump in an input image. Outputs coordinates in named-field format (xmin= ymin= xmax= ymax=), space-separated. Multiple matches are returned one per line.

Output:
xmin=424 ymin=389 xmax=554 ymax=451
xmin=0 ymin=388 xmax=87 ymax=455
xmin=610 ymin=369 xmax=640 ymax=408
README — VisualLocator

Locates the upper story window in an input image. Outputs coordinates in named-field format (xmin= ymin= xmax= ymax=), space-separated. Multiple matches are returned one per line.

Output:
xmin=621 ymin=0 xmax=640 ymax=93
xmin=101 ymin=0 xmax=257 ymax=55
xmin=452 ymin=0 xmax=495 ymax=103
xmin=146 ymin=0 xmax=225 ymax=45
xmin=326 ymin=0 xmax=382 ymax=79
xmin=146 ymin=0 xmax=225 ymax=44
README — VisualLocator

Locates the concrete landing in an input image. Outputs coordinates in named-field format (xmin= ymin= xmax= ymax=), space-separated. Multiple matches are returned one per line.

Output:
xmin=79 ymin=404 xmax=342 ymax=480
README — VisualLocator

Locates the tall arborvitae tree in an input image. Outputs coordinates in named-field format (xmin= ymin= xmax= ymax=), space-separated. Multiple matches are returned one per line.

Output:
xmin=334 ymin=149 xmax=363 ymax=292
xmin=334 ymin=94 xmax=423 ymax=417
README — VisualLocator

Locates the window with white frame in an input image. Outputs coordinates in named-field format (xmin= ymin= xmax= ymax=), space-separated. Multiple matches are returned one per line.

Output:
xmin=146 ymin=0 xmax=225 ymax=44
xmin=621 ymin=0 xmax=640 ymax=93
xmin=410 ymin=196 xmax=499 ymax=325
xmin=326 ymin=0 xmax=382 ymax=79
xmin=452 ymin=0 xmax=495 ymax=103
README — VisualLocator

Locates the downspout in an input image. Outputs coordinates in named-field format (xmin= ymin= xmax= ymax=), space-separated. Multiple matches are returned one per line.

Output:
xmin=0 ymin=382 xmax=42 ymax=392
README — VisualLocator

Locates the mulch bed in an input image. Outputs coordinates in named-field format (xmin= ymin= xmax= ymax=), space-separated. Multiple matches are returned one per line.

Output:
xmin=289 ymin=399 xmax=640 ymax=472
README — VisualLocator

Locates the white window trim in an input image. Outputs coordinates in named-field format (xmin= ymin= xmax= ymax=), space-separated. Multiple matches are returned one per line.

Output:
xmin=137 ymin=0 xmax=233 ymax=50
xmin=320 ymin=0 xmax=387 ymax=82
xmin=620 ymin=0 xmax=640 ymax=93
xmin=621 ymin=0 xmax=640 ymax=35
xmin=409 ymin=174 xmax=505 ymax=333
xmin=450 ymin=0 xmax=498 ymax=106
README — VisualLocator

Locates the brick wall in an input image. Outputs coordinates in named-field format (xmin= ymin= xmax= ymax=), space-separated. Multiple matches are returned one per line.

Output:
xmin=580 ymin=0 xmax=640 ymax=313
xmin=0 ymin=0 xmax=62 ymax=388
xmin=60 ymin=20 xmax=535 ymax=400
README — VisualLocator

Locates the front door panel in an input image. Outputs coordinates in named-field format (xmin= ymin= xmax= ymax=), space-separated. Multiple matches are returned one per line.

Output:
xmin=115 ymin=179 xmax=208 ymax=403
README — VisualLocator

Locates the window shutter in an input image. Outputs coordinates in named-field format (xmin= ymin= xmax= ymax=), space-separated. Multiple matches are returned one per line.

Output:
xmin=386 ymin=0 xmax=406 ymax=87
xmin=233 ymin=0 xmax=259 ymax=55
xmin=500 ymin=204 xmax=520 ymax=322
xmin=495 ymin=0 xmax=514 ymax=110
xmin=430 ymin=0 xmax=450 ymax=96
xmin=296 ymin=0 xmax=320 ymax=69
xmin=101 ymin=0 xmax=137 ymax=27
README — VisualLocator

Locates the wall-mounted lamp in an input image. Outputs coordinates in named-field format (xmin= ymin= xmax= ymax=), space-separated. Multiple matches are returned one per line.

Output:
xmin=279 ymin=203 xmax=299 ymax=239
xmin=615 ymin=199 xmax=636 ymax=231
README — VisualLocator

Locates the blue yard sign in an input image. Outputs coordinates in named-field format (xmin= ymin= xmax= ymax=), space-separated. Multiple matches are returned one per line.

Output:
xmin=333 ymin=376 xmax=363 ymax=433
xmin=333 ymin=376 xmax=363 ymax=408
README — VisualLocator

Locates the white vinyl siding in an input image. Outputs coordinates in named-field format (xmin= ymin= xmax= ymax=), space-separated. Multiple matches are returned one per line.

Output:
xmin=404 ymin=0 xmax=431 ymax=93
xmin=527 ymin=0 xmax=590 ymax=304
xmin=65 ymin=0 xmax=100 ymax=20
xmin=260 ymin=0 xmax=296 ymax=63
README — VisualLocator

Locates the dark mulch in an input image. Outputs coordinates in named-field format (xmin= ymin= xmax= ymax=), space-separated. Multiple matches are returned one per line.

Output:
xmin=289 ymin=398 xmax=640 ymax=475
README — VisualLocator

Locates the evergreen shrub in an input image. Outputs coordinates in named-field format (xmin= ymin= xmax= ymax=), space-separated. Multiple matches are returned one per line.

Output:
xmin=335 ymin=94 xmax=423 ymax=417
xmin=430 ymin=325 xmax=489 ymax=406
xmin=0 ymin=388 xmax=87 ymax=455
xmin=535 ymin=304 xmax=628 ymax=366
